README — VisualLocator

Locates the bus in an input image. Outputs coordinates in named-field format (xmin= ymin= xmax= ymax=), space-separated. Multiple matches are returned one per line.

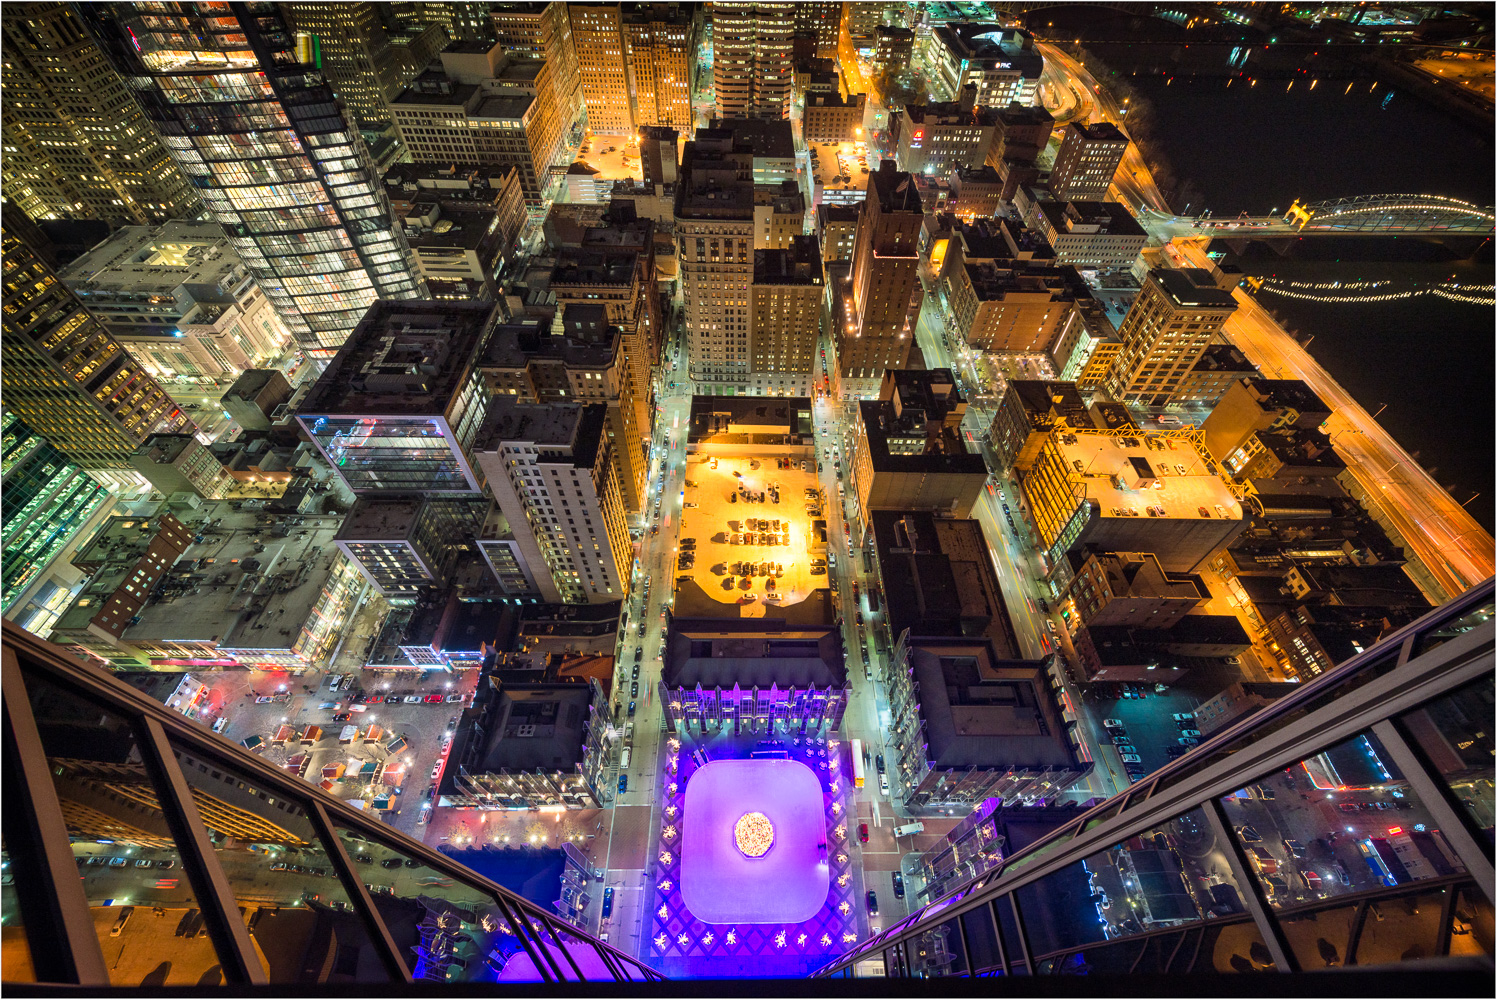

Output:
xmin=851 ymin=739 xmax=866 ymax=788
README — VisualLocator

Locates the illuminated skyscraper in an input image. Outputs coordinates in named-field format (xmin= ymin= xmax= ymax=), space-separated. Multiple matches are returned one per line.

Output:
xmin=839 ymin=161 xmax=924 ymax=395
xmin=1 ymin=229 xmax=189 ymax=474
xmin=83 ymin=2 xmax=424 ymax=361
xmin=569 ymin=3 xmax=632 ymax=134
xmin=0 ymin=1 xmax=200 ymax=225
xmin=490 ymin=2 xmax=583 ymax=127
xmin=623 ymin=4 xmax=695 ymax=129
xmin=712 ymin=1 xmax=795 ymax=121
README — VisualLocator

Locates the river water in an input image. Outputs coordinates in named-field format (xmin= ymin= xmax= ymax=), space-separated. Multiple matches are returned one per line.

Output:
xmin=1027 ymin=6 xmax=1495 ymax=532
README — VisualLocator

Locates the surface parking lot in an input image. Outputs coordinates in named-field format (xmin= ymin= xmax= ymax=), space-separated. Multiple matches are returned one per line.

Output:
xmin=677 ymin=454 xmax=827 ymax=614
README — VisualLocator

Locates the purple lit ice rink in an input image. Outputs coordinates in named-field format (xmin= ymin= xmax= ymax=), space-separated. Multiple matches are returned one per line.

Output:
xmin=681 ymin=759 xmax=828 ymax=924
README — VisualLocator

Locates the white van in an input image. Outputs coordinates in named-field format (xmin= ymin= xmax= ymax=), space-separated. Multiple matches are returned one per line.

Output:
xmin=878 ymin=772 xmax=890 ymax=797
xmin=619 ymin=747 xmax=632 ymax=770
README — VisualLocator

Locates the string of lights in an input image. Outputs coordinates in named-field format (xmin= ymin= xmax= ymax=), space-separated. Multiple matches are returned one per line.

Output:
xmin=1258 ymin=280 xmax=1496 ymax=306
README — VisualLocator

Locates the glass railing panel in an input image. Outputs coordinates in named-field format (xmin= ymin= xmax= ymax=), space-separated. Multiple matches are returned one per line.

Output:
xmin=1192 ymin=919 xmax=1276 ymax=973
xmin=20 ymin=671 xmax=220 ymax=986
xmin=1396 ymin=675 xmax=1495 ymax=844
xmin=1349 ymin=887 xmax=1451 ymax=966
xmin=1220 ymin=731 xmax=1466 ymax=910
xmin=330 ymin=824 xmax=514 ymax=983
xmin=906 ymin=916 xmax=966 ymax=978
xmin=960 ymin=906 xmax=1002 ymax=976
xmin=1411 ymin=598 xmax=1493 ymax=659
xmin=0 ymin=844 xmax=35 ymax=983
xmin=167 ymin=748 xmax=390 ymax=983
xmin=1447 ymin=887 xmax=1493 ymax=960
xmin=1278 ymin=902 xmax=1357 ymax=969
xmin=995 ymin=894 xmax=1025 ymax=970
xmin=1155 ymin=651 xmax=1402 ymax=798
xmin=1019 ymin=806 xmax=1248 ymax=961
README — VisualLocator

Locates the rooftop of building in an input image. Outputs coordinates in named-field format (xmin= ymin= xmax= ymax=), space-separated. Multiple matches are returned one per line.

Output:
xmin=708 ymin=118 xmax=795 ymax=159
xmin=907 ymin=638 xmax=1077 ymax=770
xmin=805 ymin=91 xmax=863 ymax=109
xmin=753 ymin=237 xmax=824 ymax=286
xmin=1254 ymin=428 xmax=1346 ymax=470
xmin=462 ymin=681 xmax=593 ymax=773
xmin=473 ymin=93 xmax=536 ymax=121
xmin=1189 ymin=343 xmax=1256 ymax=374
xmin=1086 ymin=612 xmax=1253 ymax=650
xmin=995 ymin=104 xmax=1057 ymax=127
xmin=661 ymin=615 xmax=846 ymax=690
xmin=391 ymin=77 xmax=482 ymax=106
xmin=548 ymin=248 xmax=639 ymax=287
xmin=335 ymin=497 xmax=423 ymax=540
xmin=1242 ymin=378 xmax=1333 ymax=416
xmin=298 ymin=301 xmax=496 ymax=417
xmin=687 ymin=395 xmax=815 ymax=445
xmin=1005 ymin=380 xmax=1089 ymax=422
xmin=477 ymin=315 xmax=620 ymax=370
xmin=474 ymin=398 xmax=605 ymax=469
xmin=403 ymin=201 xmax=506 ymax=254
xmin=1065 ymin=120 xmax=1130 ymax=143
xmin=1071 ymin=548 xmax=1207 ymax=603
xmin=54 ymin=502 xmax=347 ymax=651
xmin=222 ymin=369 xmax=289 ymax=403
xmin=818 ymin=202 xmax=861 ymax=223
xmin=1150 ymin=268 xmax=1239 ymax=310
xmin=933 ymin=24 xmax=1044 ymax=74
xmin=384 ymin=162 xmax=518 ymax=189
xmin=870 ymin=511 xmax=1021 ymax=658
xmin=59 ymin=222 xmax=244 ymax=298
xmin=860 ymin=399 xmax=986 ymax=476
xmin=868 ymin=160 xmax=923 ymax=215
xmin=960 ymin=258 xmax=1085 ymax=302
xmin=1036 ymin=200 xmax=1148 ymax=238
xmin=876 ymin=24 xmax=915 ymax=39
xmin=1045 ymin=429 xmax=1243 ymax=521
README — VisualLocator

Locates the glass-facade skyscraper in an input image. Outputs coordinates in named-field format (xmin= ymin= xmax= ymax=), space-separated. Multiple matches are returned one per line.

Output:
xmin=82 ymin=1 xmax=424 ymax=360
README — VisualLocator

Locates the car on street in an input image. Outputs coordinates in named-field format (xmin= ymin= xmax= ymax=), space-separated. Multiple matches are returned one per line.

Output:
xmin=134 ymin=859 xmax=152 ymax=868
xmin=381 ymin=857 xmax=402 ymax=869
xmin=332 ymin=713 xmax=351 ymax=723
xmin=1120 ymin=753 xmax=1142 ymax=764
xmin=445 ymin=693 xmax=464 ymax=703
xmin=891 ymin=872 xmax=904 ymax=898
xmin=366 ymin=695 xmax=384 ymax=704
xmin=865 ymin=890 xmax=878 ymax=915
xmin=1110 ymin=734 xmax=1131 ymax=745
xmin=627 ymin=700 xmax=636 ymax=717
xmin=1338 ymin=802 xmax=1361 ymax=813
xmin=1284 ymin=839 xmax=1307 ymax=858
xmin=1236 ymin=825 xmax=1262 ymax=842
xmin=354 ymin=854 xmax=374 ymax=865
xmin=404 ymin=695 xmax=422 ymax=704
xmin=875 ymin=754 xmax=885 ymax=774
xmin=86 ymin=856 xmax=108 ymax=866
xmin=1178 ymin=737 xmax=1199 ymax=747
xmin=1103 ymin=718 xmax=1124 ymax=728
xmin=109 ymin=857 xmax=127 ymax=867
xmin=1300 ymin=869 xmax=1322 ymax=891
xmin=630 ymin=681 xmax=639 ymax=698
xmin=618 ymin=774 xmax=628 ymax=794
xmin=1179 ymin=729 xmax=1201 ymax=738
xmin=1171 ymin=713 xmax=1194 ymax=721
xmin=858 ymin=823 xmax=869 ymax=843
xmin=155 ymin=859 xmax=175 ymax=869
xmin=631 ymin=664 xmax=639 ymax=680
xmin=1114 ymin=744 xmax=1138 ymax=755
xmin=212 ymin=717 xmax=229 ymax=733
xmin=602 ymin=887 xmax=615 ymax=919
xmin=424 ymin=694 xmax=444 ymax=704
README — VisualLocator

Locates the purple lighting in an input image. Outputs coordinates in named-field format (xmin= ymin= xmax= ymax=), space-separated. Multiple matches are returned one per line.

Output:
xmin=681 ymin=759 xmax=828 ymax=925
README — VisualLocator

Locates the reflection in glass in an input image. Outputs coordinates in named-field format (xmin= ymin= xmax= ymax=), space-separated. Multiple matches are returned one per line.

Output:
xmin=0 ymin=844 xmax=35 ymax=983
xmin=1397 ymin=676 xmax=1495 ymax=842
xmin=1447 ymin=888 xmax=1494 ymax=960
xmin=1412 ymin=598 xmax=1493 ymax=658
xmin=1222 ymin=730 xmax=1466 ymax=909
xmin=1279 ymin=904 xmax=1356 ymax=969
xmin=23 ymin=673 xmax=216 ymax=986
xmin=170 ymin=751 xmax=389 ymax=983
xmin=1351 ymin=889 xmax=1448 ymax=966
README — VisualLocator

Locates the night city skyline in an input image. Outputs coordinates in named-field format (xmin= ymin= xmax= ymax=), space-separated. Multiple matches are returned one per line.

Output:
xmin=0 ymin=1 xmax=1493 ymax=992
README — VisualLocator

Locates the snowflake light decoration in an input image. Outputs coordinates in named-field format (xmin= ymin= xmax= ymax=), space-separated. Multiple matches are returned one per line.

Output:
xmin=733 ymin=811 xmax=775 ymax=858
xmin=773 ymin=930 xmax=787 ymax=948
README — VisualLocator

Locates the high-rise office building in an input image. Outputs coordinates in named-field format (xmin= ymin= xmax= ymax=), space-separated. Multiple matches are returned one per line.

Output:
xmin=472 ymin=399 xmax=633 ymax=605
xmin=1 ymin=230 xmax=189 ymax=474
xmin=675 ymin=131 xmax=757 ymax=389
xmin=749 ymin=236 xmax=825 ymax=395
xmin=335 ymin=495 xmax=487 ymax=598
xmin=84 ymin=2 xmax=424 ymax=361
xmin=920 ymin=25 xmax=1043 ymax=108
xmin=839 ymin=161 xmax=925 ymax=394
xmin=489 ymin=1 xmax=583 ymax=128
xmin=0 ymin=2 xmax=200 ymax=226
xmin=1050 ymin=120 xmax=1131 ymax=201
xmin=1103 ymin=268 xmax=1240 ymax=407
xmin=793 ymin=2 xmax=843 ymax=59
xmin=0 ymin=412 xmax=115 ymax=615
xmin=392 ymin=1 xmax=492 ymax=43
xmin=389 ymin=43 xmax=563 ymax=211
xmin=477 ymin=306 xmax=648 ymax=516
xmin=57 ymin=222 xmax=292 ymax=385
xmin=296 ymin=301 xmax=496 ymax=495
xmin=569 ymin=3 xmax=632 ymax=134
xmin=623 ymin=5 xmax=695 ymax=129
xmin=712 ymin=1 xmax=796 ymax=121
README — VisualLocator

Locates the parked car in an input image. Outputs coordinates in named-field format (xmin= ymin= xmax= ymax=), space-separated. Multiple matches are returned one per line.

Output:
xmin=865 ymin=890 xmax=878 ymax=915
xmin=1120 ymin=753 xmax=1143 ymax=764
xmin=403 ymin=695 xmax=422 ymax=704
xmin=108 ymin=857 xmax=127 ymax=868
xmin=1171 ymin=713 xmax=1195 ymax=722
xmin=1284 ymin=839 xmax=1308 ymax=859
xmin=424 ymin=694 xmax=444 ymax=704
xmin=1103 ymin=718 xmax=1125 ymax=728
xmin=332 ymin=712 xmax=351 ymax=723
xmin=1179 ymin=729 xmax=1202 ymax=738
xmin=1178 ymin=737 xmax=1200 ymax=747
xmin=1236 ymin=825 xmax=1262 ymax=843
xmin=155 ymin=859 xmax=175 ymax=869
xmin=859 ymin=823 xmax=869 ymax=843
xmin=618 ymin=774 xmax=628 ymax=794
xmin=891 ymin=872 xmax=905 ymax=898
xmin=1114 ymin=744 xmax=1138 ymax=755
xmin=602 ymin=887 xmax=615 ymax=919
xmin=1300 ymin=869 xmax=1322 ymax=891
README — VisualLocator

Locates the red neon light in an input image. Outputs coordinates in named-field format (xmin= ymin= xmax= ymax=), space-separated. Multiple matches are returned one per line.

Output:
xmin=1388 ymin=826 xmax=1403 ymax=836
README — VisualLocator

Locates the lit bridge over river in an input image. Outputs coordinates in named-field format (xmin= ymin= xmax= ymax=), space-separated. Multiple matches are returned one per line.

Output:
xmin=1140 ymin=194 xmax=1496 ymax=242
